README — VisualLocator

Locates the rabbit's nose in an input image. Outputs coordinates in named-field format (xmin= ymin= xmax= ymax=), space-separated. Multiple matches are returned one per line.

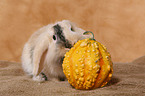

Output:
xmin=64 ymin=39 xmax=73 ymax=48
xmin=65 ymin=42 xmax=72 ymax=48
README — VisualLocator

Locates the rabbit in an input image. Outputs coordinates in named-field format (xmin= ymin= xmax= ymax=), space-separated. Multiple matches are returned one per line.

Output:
xmin=21 ymin=20 xmax=91 ymax=82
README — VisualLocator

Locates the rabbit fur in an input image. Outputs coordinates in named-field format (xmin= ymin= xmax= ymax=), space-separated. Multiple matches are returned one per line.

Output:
xmin=21 ymin=20 xmax=91 ymax=82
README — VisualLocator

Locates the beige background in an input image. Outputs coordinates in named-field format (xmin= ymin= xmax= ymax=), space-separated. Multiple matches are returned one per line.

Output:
xmin=0 ymin=0 xmax=145 ymax=62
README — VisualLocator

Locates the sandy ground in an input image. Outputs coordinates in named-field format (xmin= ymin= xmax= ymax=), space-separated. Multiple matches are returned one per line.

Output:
xmin=0 ymin=56 xmax=145 ymax=96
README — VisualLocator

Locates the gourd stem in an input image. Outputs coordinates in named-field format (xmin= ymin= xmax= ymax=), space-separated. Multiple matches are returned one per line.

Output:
xmin=83 ymin=31 xmax=95 ymax=40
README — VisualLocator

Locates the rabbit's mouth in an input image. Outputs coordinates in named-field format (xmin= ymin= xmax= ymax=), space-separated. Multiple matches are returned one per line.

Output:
xmin=64 ymin=40 xmax=73 ymax=49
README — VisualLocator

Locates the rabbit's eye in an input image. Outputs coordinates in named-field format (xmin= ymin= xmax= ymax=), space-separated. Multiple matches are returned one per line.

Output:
xmin=53 ymin=35 xmax=56 ymax=40
xmin=71 ymin=27 xmax=75 ymax=32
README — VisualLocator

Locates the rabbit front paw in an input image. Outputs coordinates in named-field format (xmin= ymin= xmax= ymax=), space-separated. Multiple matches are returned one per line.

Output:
xmin=32 ymin=72 xmax=47 ymax=82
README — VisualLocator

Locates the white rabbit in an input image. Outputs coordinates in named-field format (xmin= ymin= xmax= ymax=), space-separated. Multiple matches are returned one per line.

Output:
xmin=21 ymin=20 xmax=91 ymax=82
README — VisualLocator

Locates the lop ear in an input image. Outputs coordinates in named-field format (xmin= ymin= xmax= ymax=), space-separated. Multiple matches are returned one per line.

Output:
xmin=37 ymin=49 xmax=48 ymax=75
xmin=32 ymin=34 xmax=51 ymax=76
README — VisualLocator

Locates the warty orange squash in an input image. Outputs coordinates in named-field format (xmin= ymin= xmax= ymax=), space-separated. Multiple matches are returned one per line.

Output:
xmin=62 ymin=31 xmax=113 ymax=90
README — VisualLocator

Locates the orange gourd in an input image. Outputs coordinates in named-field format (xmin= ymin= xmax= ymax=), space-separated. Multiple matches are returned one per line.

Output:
xmin=62 ymin=31 xmax=113 ymax=90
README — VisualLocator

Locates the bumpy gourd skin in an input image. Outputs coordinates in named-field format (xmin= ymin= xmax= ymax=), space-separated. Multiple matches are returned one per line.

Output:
xmin=62 ymin=38 xmax=113 ymax=90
